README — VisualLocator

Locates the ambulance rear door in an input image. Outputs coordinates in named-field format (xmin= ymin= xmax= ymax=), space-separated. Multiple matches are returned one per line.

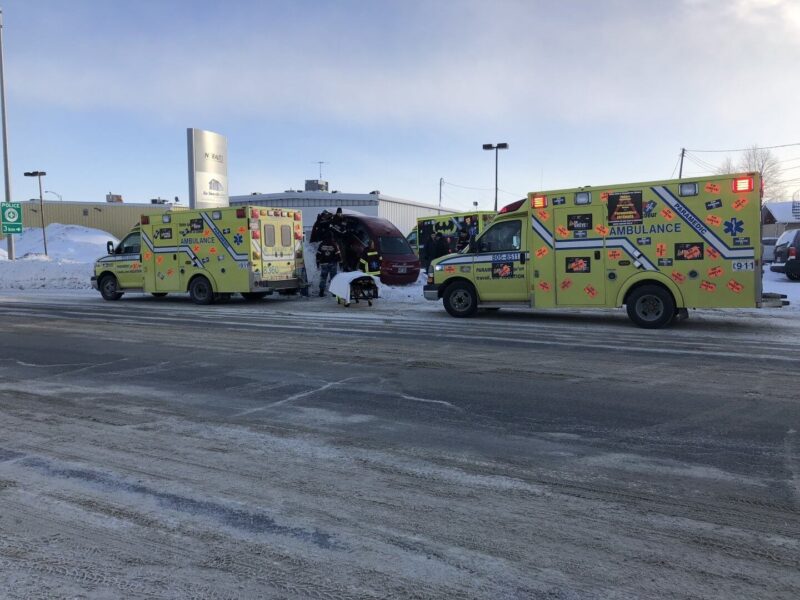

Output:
xmin=554 ymin=205 xmax=606 ymax=305
xmin=149 ymin=215 xmax=183 ymax=292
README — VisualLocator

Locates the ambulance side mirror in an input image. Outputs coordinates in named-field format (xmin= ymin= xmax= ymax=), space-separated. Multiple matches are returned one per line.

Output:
xmin=107 ymin=241 xmax=115 ymax=255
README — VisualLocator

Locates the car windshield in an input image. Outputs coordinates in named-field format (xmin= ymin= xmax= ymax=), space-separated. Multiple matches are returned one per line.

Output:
xmin=379 ymin=236 xmax=412 ymax=255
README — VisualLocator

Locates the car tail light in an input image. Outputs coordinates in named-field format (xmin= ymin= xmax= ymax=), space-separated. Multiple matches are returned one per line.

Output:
xmin=236 ymin=208 xmax=246 ymax=218
xmin=141 ymin=215 xmax=150 ymax=225
xmin=790 ymin=247 xmax=797 ymax=259
xmin=732 ymin=176 xmax=754 ymax=193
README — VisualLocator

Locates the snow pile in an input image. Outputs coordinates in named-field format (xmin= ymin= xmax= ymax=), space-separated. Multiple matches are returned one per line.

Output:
xmin=0 ymin=224 xmax=116 ymax=290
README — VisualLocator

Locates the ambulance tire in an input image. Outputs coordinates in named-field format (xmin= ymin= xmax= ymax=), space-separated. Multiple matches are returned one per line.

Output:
xmin=188 ymin=276 xmax=214 ymax=305
xmin=626 ymin=284 xmax=675 ymax=329
xmin=443 ymin=281 xmax=478 ymax=318
xmin=241 ymin=292 xmax=268 ymax=301
xmin=99 ymin=275 xmax=123 ymax=301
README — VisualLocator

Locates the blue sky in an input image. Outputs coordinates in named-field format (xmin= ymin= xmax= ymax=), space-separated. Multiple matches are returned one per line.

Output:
xmin=3 ymin=0 xmax=800 ymax=210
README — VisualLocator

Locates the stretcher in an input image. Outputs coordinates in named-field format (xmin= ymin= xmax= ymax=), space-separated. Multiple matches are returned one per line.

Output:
xmin=329 ymin=271 xmax=379 ymax=307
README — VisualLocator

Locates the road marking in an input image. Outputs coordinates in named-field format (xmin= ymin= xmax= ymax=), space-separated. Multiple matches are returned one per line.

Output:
xmin=236 ymin=376 xmax=361 ymax=415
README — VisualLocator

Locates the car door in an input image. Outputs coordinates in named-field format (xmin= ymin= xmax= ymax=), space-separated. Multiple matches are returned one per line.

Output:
xmin=472 ymin=219 xmax=528 ymax=302
xmin=113 ymin=232 xmax=143 ymax=289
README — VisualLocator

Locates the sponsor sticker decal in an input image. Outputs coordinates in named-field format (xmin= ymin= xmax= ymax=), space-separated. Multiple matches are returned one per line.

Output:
xmin=705 ymin=214 xmax=722 ymax=227
xmin=707 ymin=266 xmax=724 ymax=278
xmin=727 ymin=279 xmax=744 ymax=293
xmin=536 ymin=246 xmax=549 ymax=259
xmin=560 ymin=278 xmax=573 ymax=290
xmin=705 ymin=198 xmax=723 ymax=210
xmin=733 ymin=197 xmax=749 ymax=211
xmin=584 ymin=284 xmax=598 ymax=298
xmin=660 ymin=208 xmax=675 ymax=221
xmin=700 ymin=280 xmax=717 ymax=292
xmin=705 ymin=183 xmax=720 ymax=193
xmin=671 ymin=271 xmax=686 ymax=284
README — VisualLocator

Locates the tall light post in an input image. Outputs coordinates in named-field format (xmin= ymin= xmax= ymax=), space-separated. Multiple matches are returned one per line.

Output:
xmin=482 ymin=142 xmax=508 ymax=212
xmin=24 ymin=170 xmax=47 ymax=256
xmin=45 ymin=190 xmax=62 ymax=201
xmin=438 ymin=177 xmax=443 ymax=214
xmin=0 ymin=10 xmax=15 ymax=260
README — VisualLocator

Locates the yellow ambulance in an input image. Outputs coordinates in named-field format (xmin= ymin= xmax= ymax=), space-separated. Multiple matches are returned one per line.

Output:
xmin=425 ymin=173 xmax=786 ymax=327
xmin=92 ymin=206 xmax=306 ymax=304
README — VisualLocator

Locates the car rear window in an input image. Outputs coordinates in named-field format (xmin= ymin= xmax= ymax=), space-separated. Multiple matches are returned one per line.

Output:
xmin=776 ymin=230 xmax=796 ymax=246
xmin=379 ymin=236 xmax=413 ymax=255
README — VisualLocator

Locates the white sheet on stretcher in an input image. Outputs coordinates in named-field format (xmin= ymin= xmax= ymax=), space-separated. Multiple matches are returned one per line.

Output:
xmin=328 ymin=271 xmax=379 ymax=300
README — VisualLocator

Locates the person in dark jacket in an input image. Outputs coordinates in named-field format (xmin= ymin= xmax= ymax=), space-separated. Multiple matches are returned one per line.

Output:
xmin=433 ymin=232 xmax=450 ymax=259
xmin=422 ymin=231 xmax=437 ymax=272
xmin=359 ymin=240 xmax=381 ymax=276
xmin=316 ymin=234 xmax=341 ymax=297
xmin=455 ymin=226 xmax=470 ymax=252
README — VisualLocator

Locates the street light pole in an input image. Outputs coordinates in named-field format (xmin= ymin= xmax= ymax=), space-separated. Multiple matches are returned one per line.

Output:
xmin=0 ymin=10 xmax=14 ymax=260
xmin=438 ymin=177 xmax=443 ymax=214
xmin=24 ymin=171 xmax=47 ymax=256
xmin=482 ymin=142 xmax=508 ymax=212
xmin=45 ymin=190 xmax=62 ymax=201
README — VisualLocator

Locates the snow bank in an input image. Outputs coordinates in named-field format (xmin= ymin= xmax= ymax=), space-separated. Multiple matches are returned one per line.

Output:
xmin=0 ymin=224 xmax=116 ymax=290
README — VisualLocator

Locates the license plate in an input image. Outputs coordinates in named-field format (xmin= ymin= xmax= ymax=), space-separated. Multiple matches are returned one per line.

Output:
xmin=397 ymin=267 xmax=407 ymax=273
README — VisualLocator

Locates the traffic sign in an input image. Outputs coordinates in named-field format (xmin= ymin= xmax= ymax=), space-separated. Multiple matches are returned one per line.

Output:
xmin=1 ymin=202 xmax=22 ymax=234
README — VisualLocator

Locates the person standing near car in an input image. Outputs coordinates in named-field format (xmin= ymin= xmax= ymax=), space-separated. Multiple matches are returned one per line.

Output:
xmin=316 ymin=234 xmax=341 ymax=297
xmin=434 ymin=232 xmax=450 ymax=259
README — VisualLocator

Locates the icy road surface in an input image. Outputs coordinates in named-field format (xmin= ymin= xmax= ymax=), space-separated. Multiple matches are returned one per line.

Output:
xmin=0 ymin=292 xmax=798 ymax=599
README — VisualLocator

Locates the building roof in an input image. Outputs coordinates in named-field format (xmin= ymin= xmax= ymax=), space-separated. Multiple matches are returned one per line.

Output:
xmin=230 ymin=190 xmax=457 ymax=212
xmin=763 ymin=201 xmax=800 ymax=224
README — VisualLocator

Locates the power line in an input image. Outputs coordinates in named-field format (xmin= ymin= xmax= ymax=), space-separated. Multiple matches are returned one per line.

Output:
xmin=687 ymin=142 xmax=800 ymax=153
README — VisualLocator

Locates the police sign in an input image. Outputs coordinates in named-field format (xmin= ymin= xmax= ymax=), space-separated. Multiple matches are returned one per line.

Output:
xmin=1 ymin=202 xmax=22 ymax=234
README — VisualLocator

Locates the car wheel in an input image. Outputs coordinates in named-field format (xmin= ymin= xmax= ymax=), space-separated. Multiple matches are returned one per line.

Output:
xmin=786 ymin=262 xmax=800 ymax=281
xmin=99 ymin=274 xmax=123 ymax=301
xmin=626 ymin=284 xmax=675 ymax=329
xmin=189 ymin=276 xmax=214 ymax=305
xmin=443 ymin=281 xmax=478 ymax=318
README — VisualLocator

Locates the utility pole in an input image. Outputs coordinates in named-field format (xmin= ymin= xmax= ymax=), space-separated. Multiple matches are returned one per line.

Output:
xmin=0 ymin=9 xmax=15 ymax=260
xmin=438 ymin=177 xmax=443 ymax=214
xmin=678 ymin=148 xmax=686 ymax=179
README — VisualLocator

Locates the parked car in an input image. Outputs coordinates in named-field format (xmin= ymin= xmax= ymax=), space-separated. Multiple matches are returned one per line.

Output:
xmin=762 ymin=237 xmax=778 ymax=263
xmin=311 ymin=211 xmax=420 ymax=285
xmin=769 ymin=229 xmax=800 ymax=280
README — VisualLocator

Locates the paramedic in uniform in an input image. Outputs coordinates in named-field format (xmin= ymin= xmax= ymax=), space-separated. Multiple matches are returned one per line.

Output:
xmin=359 ymin=240 xmax=381 ymax=276
xmin=316 ymin=234 xmax=341 ymax=297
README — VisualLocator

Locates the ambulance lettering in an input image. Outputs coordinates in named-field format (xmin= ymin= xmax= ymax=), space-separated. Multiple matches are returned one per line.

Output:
xmin=609 ymin=223 xmax=681 ymax=236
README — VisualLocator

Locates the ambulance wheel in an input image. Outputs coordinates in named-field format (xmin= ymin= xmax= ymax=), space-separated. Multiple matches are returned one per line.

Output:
xmin=626 ymin=284 xmax=675 ymax=329
xmin=241 ymin=292 xmax=268 ymax=301
xmin=443 ymin=281 xmax=478 ymax=318
xmin=151 ymin=292 xmax=168 ymax=298
xmin=189 ymin=276 xmax=214 ymax=305
xmin=99 ymin=275 xmax=123 ymax=301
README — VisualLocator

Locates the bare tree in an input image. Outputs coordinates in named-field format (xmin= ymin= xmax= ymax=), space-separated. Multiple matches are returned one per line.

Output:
xmin=716 ymin=156 xmax=736 ymax=175
xmin=736 ymin=145 xmax=784 ymax=201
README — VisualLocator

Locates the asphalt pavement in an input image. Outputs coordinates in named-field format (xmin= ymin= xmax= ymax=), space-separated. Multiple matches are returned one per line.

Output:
xmin=0 ymin=292 xmax=798 ymax=599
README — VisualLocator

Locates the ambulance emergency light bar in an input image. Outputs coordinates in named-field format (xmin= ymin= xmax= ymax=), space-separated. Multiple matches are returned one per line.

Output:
xmin=733 ymin=176 xmax=754 ymax=193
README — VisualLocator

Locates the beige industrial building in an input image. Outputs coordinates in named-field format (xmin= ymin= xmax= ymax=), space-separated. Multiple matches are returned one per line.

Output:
xmin=231 ymin=180 xmax=457 ymax=235
xmin=0 ymin=200 xmax=181 ymax=241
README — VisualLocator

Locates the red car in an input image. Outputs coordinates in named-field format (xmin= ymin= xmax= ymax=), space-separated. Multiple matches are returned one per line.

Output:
xmin=311 ymin=212 xmax=420 ymax=285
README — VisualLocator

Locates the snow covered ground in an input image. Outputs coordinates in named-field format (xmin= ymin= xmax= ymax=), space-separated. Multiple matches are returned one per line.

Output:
xmin=0 ymin=224 xmax=426 ymax=300
xmin=0 ymin=224 xmax=798 ymax=312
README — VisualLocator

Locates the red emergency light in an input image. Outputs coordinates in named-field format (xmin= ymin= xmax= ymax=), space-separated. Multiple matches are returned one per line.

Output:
xmin=236 ymin=208 xmax=246 ymax=218
xmin=140 ymin=215 xmax=150 ymax=225
xmin=252 ymin=230 xmax=260 ymax=239
xmin=732 ymin=176 xmax=754 ymax=193
xmin=499 ymin=199 xmax=525 ymax=214
xmin=531 ymin=195 xmax=548 ymax=209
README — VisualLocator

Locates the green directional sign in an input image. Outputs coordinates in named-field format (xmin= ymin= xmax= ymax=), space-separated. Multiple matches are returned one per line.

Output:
xmin=1 ymin=202 xmax=22 ymax=234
